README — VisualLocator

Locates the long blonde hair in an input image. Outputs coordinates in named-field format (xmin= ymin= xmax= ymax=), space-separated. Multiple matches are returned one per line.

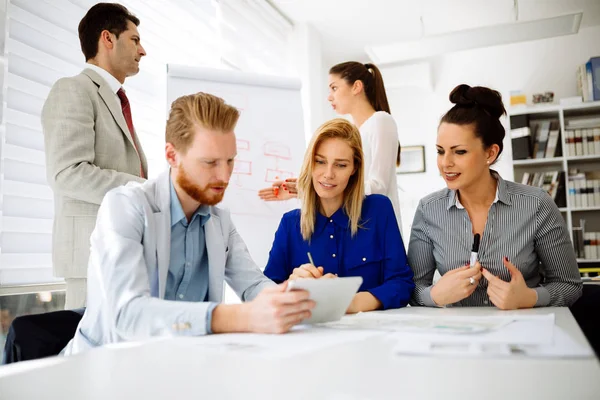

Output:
xmin=297 ymin=118 xmax=365 ymax=241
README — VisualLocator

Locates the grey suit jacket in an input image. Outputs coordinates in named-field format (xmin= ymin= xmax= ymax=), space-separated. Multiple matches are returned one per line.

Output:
xmin=63 ymin=169 xmax=275 ymax=354
xmin=41 ymin=68 xmax=148 ymax=278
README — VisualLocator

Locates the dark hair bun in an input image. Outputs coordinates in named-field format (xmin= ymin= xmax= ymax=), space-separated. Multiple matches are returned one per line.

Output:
xmin=449 ymin=84 xmax=506 ymax=120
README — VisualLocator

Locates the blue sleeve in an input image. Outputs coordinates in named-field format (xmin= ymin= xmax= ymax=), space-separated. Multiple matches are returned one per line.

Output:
xmin=204 ymin=302 xmax=218 ymax=334
xmin=263 ymin=215 xmax=292 ymax=284
xmin=365 ymin=197 xmax=415 ymax=309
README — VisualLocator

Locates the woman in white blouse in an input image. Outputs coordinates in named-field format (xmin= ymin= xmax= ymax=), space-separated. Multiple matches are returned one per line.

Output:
xmin=258 ymin=62 xmax=403 ymax=232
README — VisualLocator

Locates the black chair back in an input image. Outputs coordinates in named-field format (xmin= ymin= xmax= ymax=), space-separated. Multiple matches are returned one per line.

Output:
xmin=2 ymin=308 xmax=84 ymax=364
xmin=570 ymin=284 xmax=600 ymax=357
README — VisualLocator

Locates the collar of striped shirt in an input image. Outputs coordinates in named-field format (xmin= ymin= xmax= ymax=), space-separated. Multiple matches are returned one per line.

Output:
xmin=448 ymin=170 xmax=511 ymax=210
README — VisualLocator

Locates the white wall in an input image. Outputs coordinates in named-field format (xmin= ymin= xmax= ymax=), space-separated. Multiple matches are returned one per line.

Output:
xmin=289 ymin=23 xmax=330 ymax=143
xmin=387 ymin=25 xmax=600 ymax=236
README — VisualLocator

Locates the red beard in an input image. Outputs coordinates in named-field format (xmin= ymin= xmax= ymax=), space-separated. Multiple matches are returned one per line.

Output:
xmin=176 ymin=164 xmax=228 ymax=206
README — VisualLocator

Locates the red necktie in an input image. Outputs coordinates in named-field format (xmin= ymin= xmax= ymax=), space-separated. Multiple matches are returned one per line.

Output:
xmin=117 ymin=88 xmax=145 ymax=178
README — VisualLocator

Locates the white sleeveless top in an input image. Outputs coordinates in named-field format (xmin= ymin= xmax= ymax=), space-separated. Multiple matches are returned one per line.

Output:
xmin=359 ymin=111 xmax=403 ymax=236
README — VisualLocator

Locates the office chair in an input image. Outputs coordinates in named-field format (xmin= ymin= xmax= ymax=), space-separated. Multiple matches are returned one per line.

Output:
xmin=2 ymin=308 xmax=85 ymax=364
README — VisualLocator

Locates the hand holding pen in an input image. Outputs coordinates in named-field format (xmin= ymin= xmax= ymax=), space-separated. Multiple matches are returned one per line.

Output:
xmin=430 ymin=233 xmax=482 ymax=307
xmin=288 ymin=252 xmax=336 ymax=280
xmin=258 ymin=178 xmax=298 ymax=201
xmin=430 ymin=260 xmax=482 ymax=306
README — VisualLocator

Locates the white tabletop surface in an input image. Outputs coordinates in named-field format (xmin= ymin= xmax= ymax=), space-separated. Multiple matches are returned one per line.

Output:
xmin=0 ymin=307 xmax=599 ymax=400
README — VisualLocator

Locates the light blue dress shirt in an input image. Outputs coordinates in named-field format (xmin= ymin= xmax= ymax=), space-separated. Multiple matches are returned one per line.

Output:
xmin=166 ymin=178 xmax=217 ymax=333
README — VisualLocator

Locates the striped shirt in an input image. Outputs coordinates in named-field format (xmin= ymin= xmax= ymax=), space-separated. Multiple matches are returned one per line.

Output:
xmin=408 ymin=171 xmax=582 ymax=307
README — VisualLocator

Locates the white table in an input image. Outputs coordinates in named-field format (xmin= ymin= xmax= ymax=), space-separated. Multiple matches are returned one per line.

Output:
xmin=1 ymin=307 xmax=599 ymax=400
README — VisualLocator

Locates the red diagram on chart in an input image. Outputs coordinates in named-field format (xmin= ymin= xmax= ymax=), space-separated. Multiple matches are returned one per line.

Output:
xmin=233 ymin=139 xmax=252 ymax=187
xmin=263 ymin=141 xmax=294 ymax=182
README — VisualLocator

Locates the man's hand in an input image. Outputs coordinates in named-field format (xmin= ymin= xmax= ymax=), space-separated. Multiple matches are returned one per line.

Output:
xmin=242 ymin=281 xmax=315 ymax=333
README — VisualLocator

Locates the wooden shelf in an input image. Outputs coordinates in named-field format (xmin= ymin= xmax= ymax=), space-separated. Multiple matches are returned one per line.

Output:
xmin=509 ymin=104 xmax=560 ymax=116
xmin=578 ymin=267 xmax=600 ymax=274
xmin=566 ymin=155 xmax=600 ymax=162
xmin=571 ymin=206 xmax=600 ymax=212
xmin=509 ymin=101 xmax=600 ymax=115
xmin=509 ymin=101 xmax=600 ymax=263
xmin=512 ymin=157 xmax=563 ymax=166
xmin=562 ymin=100 xmax=600 ymax=112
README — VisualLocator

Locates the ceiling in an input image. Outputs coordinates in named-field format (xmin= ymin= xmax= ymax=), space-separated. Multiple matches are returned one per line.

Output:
xmin=270 ymin=0 xmax=600 ymax=64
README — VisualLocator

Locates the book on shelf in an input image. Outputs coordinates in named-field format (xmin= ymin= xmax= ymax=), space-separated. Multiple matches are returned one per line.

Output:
xmin=565 ymin=116 xmax=600 ymax=130
xmin=534 ymin=121 xmax=550 ymax=158
xmin=577 ymin=56 xmax=600 ymax=102
xmin=521 ymin=170 xmax=565 ymax=207
xmin=564 ymin=128 xmax=600 ymax=156
xmin=510 ymin=119 xmax=561 ymax=159
xmin=545 ymin=121 xmax=560 ymax=158
xmin=511 ymin=127 xmax=532 ymax=160
xmin=572 ymin=218 xmax=600 ymax=261
xmin=568 ymin=170 xmax=600 ymax=208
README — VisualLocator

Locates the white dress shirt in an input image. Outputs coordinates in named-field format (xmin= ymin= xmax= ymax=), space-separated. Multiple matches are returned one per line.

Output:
xmin=359 ymin=111 xmax=402 ymax=235
xmin=85 ymin=63 xmax=122 ymax=95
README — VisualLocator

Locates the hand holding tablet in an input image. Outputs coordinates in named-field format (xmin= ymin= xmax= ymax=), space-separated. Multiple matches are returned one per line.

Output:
xmin=286 ymin=276 xmax=363 ymax=324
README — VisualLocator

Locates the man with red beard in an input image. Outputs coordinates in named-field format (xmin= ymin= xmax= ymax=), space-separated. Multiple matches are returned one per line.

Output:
xmin=62 ymin=93 xmax=314 ymax=355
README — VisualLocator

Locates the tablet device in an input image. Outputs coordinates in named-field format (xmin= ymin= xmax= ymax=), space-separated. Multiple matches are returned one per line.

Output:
xmin=286 ymin=276 xmax=363 ymax=324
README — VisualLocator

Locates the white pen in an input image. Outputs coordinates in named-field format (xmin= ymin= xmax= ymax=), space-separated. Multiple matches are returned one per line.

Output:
xmin=307 ymin=252 xmax=315 ymax=266
xmin=470 ymin=233 xmax=481 ymax=267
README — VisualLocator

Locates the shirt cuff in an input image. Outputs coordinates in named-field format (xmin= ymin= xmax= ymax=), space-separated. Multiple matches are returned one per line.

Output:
xmin=422 ymin=286 xmax=444 ymax=308
xmin=534 ymin=287 xmax=550 ymax=307
xmin=205 ymin=302 xmax=218 ymax=334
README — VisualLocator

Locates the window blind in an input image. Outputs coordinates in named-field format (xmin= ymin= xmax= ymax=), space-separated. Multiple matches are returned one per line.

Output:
xmin=0 ymin=0 xmax=293 ymax=286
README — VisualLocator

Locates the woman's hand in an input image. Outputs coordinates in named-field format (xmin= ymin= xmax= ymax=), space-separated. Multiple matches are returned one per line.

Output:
xmin=430 ymin=261 xmax=483 ymax=306
xmin=346 ymin=292 xmax=382 ymax=314
xmin=481 ymin=257 xmax=537 ymax=310
xmin=258 ymin=179 xmax=298 ymax=201
xmin=289 ymin=264 xmax=324 ymax=280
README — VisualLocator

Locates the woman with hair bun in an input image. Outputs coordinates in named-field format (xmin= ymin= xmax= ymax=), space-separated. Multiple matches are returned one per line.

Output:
xmin=258 ymin=61 xmax=404 ymax=234
xmin=408 ymin=84 xmax=582 ymax=309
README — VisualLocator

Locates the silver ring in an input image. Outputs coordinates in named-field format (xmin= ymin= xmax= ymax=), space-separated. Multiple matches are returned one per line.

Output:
xmin=469 ymin=277 xmax=475 ymax=285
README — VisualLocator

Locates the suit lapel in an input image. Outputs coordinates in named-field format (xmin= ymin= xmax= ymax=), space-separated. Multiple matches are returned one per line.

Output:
xmin=205 ymin=215 xmax=225 ymax=303
xmin=82 ymin=69 xmax=136 ymax=149
xmin=154 ymin=170 xmax=172 ymax=298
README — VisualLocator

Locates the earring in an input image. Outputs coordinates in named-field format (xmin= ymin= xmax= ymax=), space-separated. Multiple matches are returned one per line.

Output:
xmin=486 ymin=160 xmax=490 ymax=164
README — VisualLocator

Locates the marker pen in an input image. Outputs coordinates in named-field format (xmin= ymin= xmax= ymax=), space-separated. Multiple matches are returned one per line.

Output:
xmin=470 ymin=233 xmax=481 ymax=268
xmin=307 ymin=252 xmax=315 ymax=266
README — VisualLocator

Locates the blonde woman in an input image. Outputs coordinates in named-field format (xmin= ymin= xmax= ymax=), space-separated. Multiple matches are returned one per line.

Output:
xmin=263 ymin=119 xmax=414 ymax=312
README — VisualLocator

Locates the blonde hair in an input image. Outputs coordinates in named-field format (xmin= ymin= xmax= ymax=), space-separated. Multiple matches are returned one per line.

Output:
xmin=297 ymin=118 xmax=365 ymax=241
xmin=166 ymin=92 xmax=240 ymax=153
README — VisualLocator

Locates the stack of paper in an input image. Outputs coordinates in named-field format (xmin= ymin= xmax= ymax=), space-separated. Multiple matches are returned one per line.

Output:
xmin=384 ymin=314 xmax=593 ymax=359
xmin=170 ymin=325 xmax=383 ymax=359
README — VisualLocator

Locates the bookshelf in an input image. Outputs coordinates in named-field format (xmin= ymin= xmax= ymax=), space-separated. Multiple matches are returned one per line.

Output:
xmin=509 ymin=100 xmax=600 ymax=279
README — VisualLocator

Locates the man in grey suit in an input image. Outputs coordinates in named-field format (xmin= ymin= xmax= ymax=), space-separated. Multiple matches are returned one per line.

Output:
xmin=63 ymin=92 xmax=315 ymax=354
xmin=41 ymin=3 xmax=148 ymax=308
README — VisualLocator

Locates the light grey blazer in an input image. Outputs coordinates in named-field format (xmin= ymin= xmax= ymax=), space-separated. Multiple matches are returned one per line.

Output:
xmin=41 ymin=68 xmax=148 ymax=278
xmin=63 ymin=169 xmax=275 ymax=354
